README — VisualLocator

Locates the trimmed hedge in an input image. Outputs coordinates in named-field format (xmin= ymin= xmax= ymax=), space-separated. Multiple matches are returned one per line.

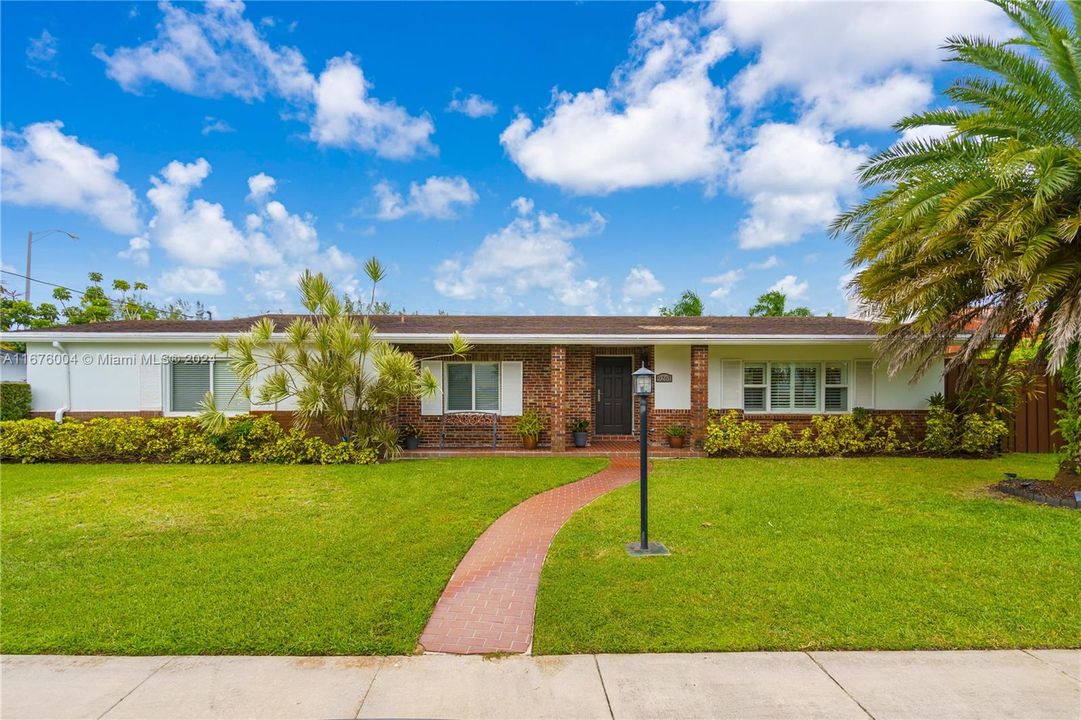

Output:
xmin=703 ymin=409 xmax=1006 ymax=458
xmin=703 ymin=411 xmax=914 ymax=457
xmin=0 ymin=415 xmax=377 ymax=465
xmin=0 ymin=382 xmax=31 ymax=421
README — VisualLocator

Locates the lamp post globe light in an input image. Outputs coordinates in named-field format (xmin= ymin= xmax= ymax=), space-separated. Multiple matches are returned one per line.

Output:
xmin=627 ymin=362 xmax=669 ymax=557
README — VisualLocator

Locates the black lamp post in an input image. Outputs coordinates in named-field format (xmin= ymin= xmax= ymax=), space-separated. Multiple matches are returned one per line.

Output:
xmin=627 ymin=362 xmax=669 ymax=557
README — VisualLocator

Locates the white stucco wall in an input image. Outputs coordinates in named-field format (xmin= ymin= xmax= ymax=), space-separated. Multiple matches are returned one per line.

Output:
xmin=654 ymin=344 xmax=691 ymax=410
xmin=707 ymin=343 xmax=943 ymax=411
xmin=25 ymin=341 xmax=238 ymax=414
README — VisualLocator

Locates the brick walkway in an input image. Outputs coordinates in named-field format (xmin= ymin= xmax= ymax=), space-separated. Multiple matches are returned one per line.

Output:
xmin=418 ymin=459 xmax=638 ymax=654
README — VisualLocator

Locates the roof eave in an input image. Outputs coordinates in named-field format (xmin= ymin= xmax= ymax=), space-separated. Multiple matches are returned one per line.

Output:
xmin=7 ymin=330 xmax=877 ymax=345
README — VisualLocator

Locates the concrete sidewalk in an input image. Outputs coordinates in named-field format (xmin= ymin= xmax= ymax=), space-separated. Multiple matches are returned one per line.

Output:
xmin=2 ymin=650 xmax=1078 ymax=719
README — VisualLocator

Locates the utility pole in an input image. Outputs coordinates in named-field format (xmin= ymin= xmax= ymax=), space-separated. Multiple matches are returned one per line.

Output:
xmin=24 ymin=229 xmax=79 ymax=301
xmin=24 ymin=231 xmax=32 ymax=301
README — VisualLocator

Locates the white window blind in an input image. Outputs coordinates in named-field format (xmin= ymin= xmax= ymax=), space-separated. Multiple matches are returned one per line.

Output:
xmin=793 ymin=364 xmax=818 ymax=410
xmin=743 ymin=362 xmax=766 ymax=411
xmin=446 ymin=363 xmax=473 ymax=411
xmin=213 ymin=362 xmax=248 ymax=412
xmin=825 ymin=362 xmax=848 ymax=412
xmin=171 ymin=361 xmax=210 ymax=412
xmin=445 ymin=362 xmax=501 ymax=412
xmin=770 ymin=364 xmax=792 ymax=410
xmin=474 ymin=363 xmax=500 ymax=411
xmin=171 ymin=359 xmax=248 ymax=413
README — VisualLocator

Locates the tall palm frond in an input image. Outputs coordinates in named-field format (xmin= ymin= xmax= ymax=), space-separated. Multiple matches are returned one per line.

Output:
xmin=833 ymin=0 xmax=1081 ymax=376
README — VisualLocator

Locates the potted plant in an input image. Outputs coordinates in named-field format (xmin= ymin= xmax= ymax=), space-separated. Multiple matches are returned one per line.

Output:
xmin=399 ymin=423 xmax=421 ymax=450
xmin=572 ymin=419 xmax=589 ymax=448
xmin=513 ymin=409 xmax=545 ymax=450
xmin=665 ymin=424 xmax=688 ymax=448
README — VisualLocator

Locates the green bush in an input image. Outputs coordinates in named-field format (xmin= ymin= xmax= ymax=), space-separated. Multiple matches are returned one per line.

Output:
xmin=703 ymin=410 xmax=912 ymax=457
xmin=0 ymin=383 xmax=31 ymax=421
xmin=959 ymin=414 xmax=1009 ymax=456
xmin=0 ymin=415 xmax=377 ymax=465
xmin=922 ymin=404 xmax=958 ymax=455
xmin=920 ymin=403 xmax=1008 ymax=457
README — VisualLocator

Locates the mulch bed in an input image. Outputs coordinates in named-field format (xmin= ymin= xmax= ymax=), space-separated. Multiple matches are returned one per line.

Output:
xmin=995 ymin=473 xmax=1081 ymax=509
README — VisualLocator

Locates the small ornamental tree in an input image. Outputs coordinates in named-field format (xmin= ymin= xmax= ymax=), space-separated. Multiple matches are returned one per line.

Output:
xmin=198 ymin=264 xmax=469 ymax=458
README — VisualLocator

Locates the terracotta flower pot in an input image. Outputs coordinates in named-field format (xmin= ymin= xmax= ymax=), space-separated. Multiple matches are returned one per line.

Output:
xmin=668 ymin=435 xmax=686 ymax=449
xmin=522 ymin=436 xmax=539 ymax=450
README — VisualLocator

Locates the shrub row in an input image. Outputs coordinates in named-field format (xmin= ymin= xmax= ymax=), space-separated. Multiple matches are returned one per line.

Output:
xmin=923 ymin=405 xmax=1009 ymax=456
xmin=702 ymin=410 xmax=1006 ymax=458
xmin=0 ymin=415 xmax=377 ymax=465
xmin=0 ymin=382 xmax=31 ymax=421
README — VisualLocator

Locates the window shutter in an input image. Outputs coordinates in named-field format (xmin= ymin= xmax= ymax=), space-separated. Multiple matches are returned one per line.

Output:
xmin=171 ymin=361 xmax=210 ymax=412
xmin=420 ymin=360 xmax=443 ymax=416
xmin=139 ymin=359 xmax=162 ymax=411
xmin=719 ymin=360 xmax=742 ymax=409
xmin=852 ymin=359 xmax=875 ymax=409
xmin=500 ymin=361 xmax=523 ymax=416
xmin=213 ymin=362 xmax=249 ymax=412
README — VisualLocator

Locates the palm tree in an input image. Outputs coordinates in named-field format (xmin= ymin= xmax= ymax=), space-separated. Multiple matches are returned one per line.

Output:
xmin=832 ymin=0 xmax=1081 ymax=380
xmin=748 ymin=290 xmax=812 ymax=317
xmin=660 ymin=290 xmax=704 ymax=316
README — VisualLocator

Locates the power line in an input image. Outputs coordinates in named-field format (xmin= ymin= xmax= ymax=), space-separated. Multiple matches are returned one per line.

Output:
xmin=1 ymin=269 xmax=201 ymax=320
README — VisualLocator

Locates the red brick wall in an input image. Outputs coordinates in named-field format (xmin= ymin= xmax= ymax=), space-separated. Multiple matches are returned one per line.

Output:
xmin=396 ymin=344 xmax=553 ymax=449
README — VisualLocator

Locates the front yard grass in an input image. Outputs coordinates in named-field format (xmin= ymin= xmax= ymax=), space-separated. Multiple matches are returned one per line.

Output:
xmin=534 ymin=454 xmax=1081 ymax=654
xmin=1 ymin=458 xmax=605 ymax=655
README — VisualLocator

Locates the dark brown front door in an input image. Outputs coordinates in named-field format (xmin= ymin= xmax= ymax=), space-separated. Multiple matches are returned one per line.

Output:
xmin=595 ymin=356 xmax=632 ymax=435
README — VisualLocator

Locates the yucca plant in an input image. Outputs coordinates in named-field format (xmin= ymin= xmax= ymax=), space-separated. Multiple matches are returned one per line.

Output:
xmin=833 ymin=0 xmax=1081 ymax=384
xmin=198 ymin=260 xmax=470 ymax=459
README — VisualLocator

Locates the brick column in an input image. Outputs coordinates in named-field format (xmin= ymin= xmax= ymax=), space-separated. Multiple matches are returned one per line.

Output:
xmin=550 ymin=345 xmax=567 ymax=451
xmin=690 ymin=345 xmax=709 ymax=445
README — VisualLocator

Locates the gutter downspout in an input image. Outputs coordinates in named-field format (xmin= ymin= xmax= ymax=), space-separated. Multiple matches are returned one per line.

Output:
xmin=51 ymin=341 xmax=70 ymax=422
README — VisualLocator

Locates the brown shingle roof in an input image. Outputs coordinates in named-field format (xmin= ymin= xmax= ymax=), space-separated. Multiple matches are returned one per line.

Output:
xmin=14 ymin=314 xmax=878 ymax=337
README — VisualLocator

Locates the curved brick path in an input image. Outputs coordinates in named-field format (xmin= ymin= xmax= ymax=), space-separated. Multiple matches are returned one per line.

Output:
xmin=419 ymin=459 xmax=638 ymax=654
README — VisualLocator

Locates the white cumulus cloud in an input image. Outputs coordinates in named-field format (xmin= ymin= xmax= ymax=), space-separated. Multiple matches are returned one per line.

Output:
xmin=770 ymin=274 xmax=809 ymax=300
xmin=447 ymin=90 xmax=498 ymax=118
xmin=732 ymin=123 xmax=865 ymax=249
xmin=435 ymin=201 xmax=606 ymax=309
xmin=159 ymin=267 xmax=226 ymax=295
xmin=622 ymin=266 xmax=664 ymax=302
xmin=246 ymin=172 xmax=277 ymax=202
xmin=372 ymin=176 xmax=478 ymax=220
xmin=712 ymin=0 xmax=1010 ymax=130
xmin=94 ymin=2 xmax=434 ymax=160
xmin=1 ymin=121 xmax=140 ymax=234
xmin=704 ymin=269 xmax=744 ymax=299
xmin=309 ymin=54 xmax=436 ymax=159
xmin=500 ymin=4 xmax=730 ymax=194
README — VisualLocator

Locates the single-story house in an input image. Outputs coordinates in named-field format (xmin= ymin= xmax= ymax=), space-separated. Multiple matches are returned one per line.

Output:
xmin=10 ymin=314 xmax=942 ymax=449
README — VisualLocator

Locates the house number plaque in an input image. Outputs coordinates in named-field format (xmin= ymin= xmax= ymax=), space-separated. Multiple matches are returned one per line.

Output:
xmin=655 ymin=373 xmax=673 ymax=383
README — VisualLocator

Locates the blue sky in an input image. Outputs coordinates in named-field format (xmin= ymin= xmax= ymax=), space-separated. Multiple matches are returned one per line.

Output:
xmin=1 ymin=1 xmax=1010 ymax=318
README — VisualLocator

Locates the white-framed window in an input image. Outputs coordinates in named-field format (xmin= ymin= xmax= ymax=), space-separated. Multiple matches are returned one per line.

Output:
xmin=824 ymin=362 xmax=849 ymax=412
xmin=445 ymin=362 xmax=500 ymax=412
xmin=743 ymin=362 xmax=767 ymax=411
xmin=168 ymin=359 xmax=248 ymax=414
xmin=741 ymin=361 xmax=844 ymax=413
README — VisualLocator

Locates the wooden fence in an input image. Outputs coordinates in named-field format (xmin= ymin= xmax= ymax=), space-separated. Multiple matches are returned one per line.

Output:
xmin=944 ymin=367 xmax=1065 ymax=453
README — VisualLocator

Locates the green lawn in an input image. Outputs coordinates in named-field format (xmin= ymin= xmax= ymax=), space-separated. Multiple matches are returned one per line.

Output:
xmin=1 ymin=458 xmax=604 ymax=655
xmin=534 ymin=454 xmax=1081 ymax=654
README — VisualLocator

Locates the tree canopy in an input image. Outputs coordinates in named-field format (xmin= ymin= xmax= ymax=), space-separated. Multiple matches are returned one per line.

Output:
xmin=659 ymin=290 xmax=704 ymax=316
xmin=748 ymin=290 xmax=812 ymax=317
xmin=832 ymin=0 xmax=1081 ymax=377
